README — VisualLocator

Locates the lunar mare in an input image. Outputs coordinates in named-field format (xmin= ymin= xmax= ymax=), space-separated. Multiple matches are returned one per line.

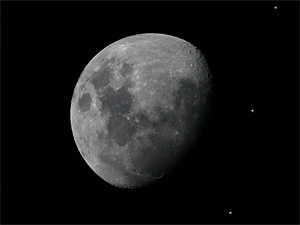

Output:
xmin=70 ymin=33 xmax=212 ymax=188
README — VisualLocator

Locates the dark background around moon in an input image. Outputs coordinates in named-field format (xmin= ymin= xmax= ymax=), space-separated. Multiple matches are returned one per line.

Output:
xmin=1 ymin=1 xmax=299 ymax=224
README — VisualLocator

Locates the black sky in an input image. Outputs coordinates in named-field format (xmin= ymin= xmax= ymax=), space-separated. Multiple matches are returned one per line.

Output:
xmin=1 ymin=1 xmax=299 ymax=224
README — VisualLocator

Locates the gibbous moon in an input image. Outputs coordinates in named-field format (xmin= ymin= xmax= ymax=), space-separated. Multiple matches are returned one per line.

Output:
xmin=70 ymin=33 xmax=212 ymax=188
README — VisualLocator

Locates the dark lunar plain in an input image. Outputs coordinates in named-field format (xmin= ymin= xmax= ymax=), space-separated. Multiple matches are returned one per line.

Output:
xmin=1 ymin=1 xmax=299 ymax=224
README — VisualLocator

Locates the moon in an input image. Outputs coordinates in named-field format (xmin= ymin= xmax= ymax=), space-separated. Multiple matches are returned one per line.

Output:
xmin=70 ymin=33 xmax=212 ymax=188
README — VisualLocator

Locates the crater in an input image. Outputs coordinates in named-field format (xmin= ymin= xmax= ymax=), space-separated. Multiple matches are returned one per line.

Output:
xmin=78 ymin=93 xmax=91 ymax=112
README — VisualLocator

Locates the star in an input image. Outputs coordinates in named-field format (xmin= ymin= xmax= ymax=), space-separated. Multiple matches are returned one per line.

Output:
xmin=251 ymin=109 xmax=255 ymax=113
xmin=274 ymin=6 xmax=277 ymax=9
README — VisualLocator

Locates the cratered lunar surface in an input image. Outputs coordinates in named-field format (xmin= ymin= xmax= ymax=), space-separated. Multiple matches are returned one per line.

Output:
xmin=70 ymin=33 xmax=212 ymax=188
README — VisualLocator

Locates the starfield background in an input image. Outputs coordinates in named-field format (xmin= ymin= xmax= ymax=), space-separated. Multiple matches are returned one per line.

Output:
xmin=1 ymin=1 xmax=299 ymax=224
